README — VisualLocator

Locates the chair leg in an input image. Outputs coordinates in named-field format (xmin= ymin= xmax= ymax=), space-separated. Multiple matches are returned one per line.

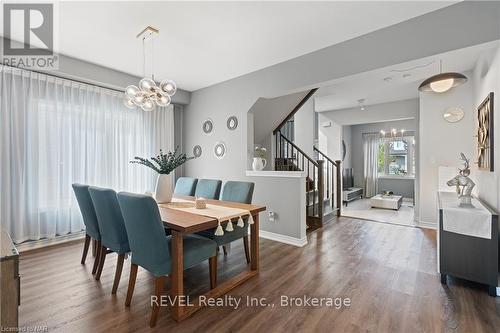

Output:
xmin=150 ymin=276 xmax=166 ymax=328
xmin=112 ymin=253 xmax=125 ymax=294
xmin=209 ymin=256 xmax=217 ymax=289
xmin=95 ymin=245 xmax=107 ymax=280
xmin=92 ymin=239 xmax=97 ymax=257
xmin=125 ymin=264 xmax=138 ymax=306
xmin=243 ymin=236 xmax=250 ymax=264
xmin=81 ymin=234 xmax=91 ymax=264
xmin=222 ymin=245 xmax=228 ymax=256
xmin=92 ymin=240 xmax=102 ymax=275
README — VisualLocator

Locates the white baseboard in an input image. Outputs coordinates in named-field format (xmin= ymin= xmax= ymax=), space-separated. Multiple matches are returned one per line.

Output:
xmin=259 ymin=230 xmax=307 ymax=247
xmin=416 ymin=220 xmax=437 ymax=230
xmin=16 ymin=231 xmax=85 ymax=253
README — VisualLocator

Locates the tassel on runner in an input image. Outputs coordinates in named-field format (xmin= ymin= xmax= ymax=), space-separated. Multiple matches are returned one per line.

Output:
xmin=214 ymin=221 xmax=224 ymax=236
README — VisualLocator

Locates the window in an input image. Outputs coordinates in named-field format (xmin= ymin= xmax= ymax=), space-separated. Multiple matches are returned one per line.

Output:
xmin=378 ymin=136 xmax=415 ymax=177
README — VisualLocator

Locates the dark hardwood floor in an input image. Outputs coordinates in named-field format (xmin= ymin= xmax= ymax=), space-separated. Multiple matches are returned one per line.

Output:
xmin=19 ymin=218 xmax=500 ymax=332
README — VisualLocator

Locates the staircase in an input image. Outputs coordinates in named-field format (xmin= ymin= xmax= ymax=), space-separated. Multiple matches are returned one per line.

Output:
xmin=270 ymin=88 xmax=342 ymax=229
xmin=274 ymin=131 xmax=341 ymax=228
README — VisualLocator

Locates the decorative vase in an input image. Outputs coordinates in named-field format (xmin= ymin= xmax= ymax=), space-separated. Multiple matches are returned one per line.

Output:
xmin=155 ymin=174 xmax=173 ymax=203
xmin=252 ymin=157 xmax=267 ymax=171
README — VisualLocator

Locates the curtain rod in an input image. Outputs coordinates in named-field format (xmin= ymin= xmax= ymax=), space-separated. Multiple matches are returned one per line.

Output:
xmin=1 ymin=64 xmax=125 ymax=93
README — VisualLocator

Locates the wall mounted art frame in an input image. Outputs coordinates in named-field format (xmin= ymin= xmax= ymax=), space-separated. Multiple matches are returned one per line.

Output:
xmin=214 ymin=142 xmax=227 ymax=159
xmin=477 ymin=92 xmax=494 ymax=171
xmin=193 ymin=145 xmax=202 ymax=158
xmin=227 ymin=115 xmax=238 ymax=130
xmin=202 ymin=119 xmax=214 ymax=135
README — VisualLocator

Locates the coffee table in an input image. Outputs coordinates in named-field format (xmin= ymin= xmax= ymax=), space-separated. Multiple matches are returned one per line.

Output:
xmin=370 ymin=194 xmax=402 ymax=210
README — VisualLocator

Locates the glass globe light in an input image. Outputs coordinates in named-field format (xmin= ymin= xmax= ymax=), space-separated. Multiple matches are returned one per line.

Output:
xmin=124 ymin=98 xmax=136 ymax=109
xmin=160 ymin=79 xmax=177 ymax=96
xmin=156 ymin=94 xmax=171 ymax=107
xmin=133 ymin=92 xmax=146 ymax=105
xmin=141 ymin=99 xmax=155 ymax=112
xmin=139 ymin=78 xmax=156 ymax=92
xmin=125 ymin=85 xmax=140 ymax=99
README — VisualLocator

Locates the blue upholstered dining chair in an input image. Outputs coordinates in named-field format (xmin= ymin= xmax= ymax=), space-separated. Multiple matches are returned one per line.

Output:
xmin=88 ymin=186 xmax=130 ymax=294
xmin=197 ymin=181 xmax=254 ymax=263
xmin=116 ymin=192 xmax=218 ymax=327
xmin=72 ymin=183 xmax=101 ymax=275
xmin=174 ymin=177 xmax=198 ymax=196
xmin=195 ymin=179 xmax=222 ymax=199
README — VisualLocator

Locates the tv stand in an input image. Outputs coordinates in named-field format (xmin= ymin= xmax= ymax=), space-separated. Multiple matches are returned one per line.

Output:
xmin=343 ymin=187 xmax=363 ymax=206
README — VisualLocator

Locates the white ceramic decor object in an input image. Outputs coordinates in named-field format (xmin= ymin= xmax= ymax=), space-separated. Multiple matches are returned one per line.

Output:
xmin=252 ymin=157 xmax=267 ymax=171
xmin=155 ymin=174 xmax=173 ymax=203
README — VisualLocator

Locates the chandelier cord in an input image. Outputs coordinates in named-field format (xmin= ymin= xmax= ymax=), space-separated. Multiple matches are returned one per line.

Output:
xmin=142 ymin=36 xmax=146 ymax=78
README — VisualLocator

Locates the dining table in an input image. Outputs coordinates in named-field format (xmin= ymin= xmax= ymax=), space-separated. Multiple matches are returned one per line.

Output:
xmin=158 ymin=194 xmax=266 ymax=322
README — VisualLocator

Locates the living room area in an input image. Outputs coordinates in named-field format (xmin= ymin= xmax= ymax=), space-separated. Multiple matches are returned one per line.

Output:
xmin=314 ymin=40 xmax=499 ymax=227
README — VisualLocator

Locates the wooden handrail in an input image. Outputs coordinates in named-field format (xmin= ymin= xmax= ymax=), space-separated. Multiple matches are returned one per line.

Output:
xmin=273 ymin=88 xmax=318 ymax=135
xmin=313 ymin=146 xmax=340 ymax=167
xmin=278 ymin=132 xmax=318 ymax=167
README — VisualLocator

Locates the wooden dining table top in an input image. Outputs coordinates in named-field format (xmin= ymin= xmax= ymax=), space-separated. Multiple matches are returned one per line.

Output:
xmin=158 ymin=194 xmax=266 ymax=234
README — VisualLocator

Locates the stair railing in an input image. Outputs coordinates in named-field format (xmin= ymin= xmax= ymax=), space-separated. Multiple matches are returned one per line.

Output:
xmin=314 ymin=146 xmax=342 ymax=217
xmin=275 ymin=131 xmax=324 ymax=220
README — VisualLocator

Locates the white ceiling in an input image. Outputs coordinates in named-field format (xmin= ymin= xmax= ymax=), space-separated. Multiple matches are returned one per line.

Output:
xmin=47 ymin=1 xmax=454 ymax=91
xmin=314 ymin=41 xmax=500 ymax=112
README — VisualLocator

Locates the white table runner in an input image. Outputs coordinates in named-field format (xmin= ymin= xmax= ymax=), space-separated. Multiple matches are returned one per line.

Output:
xmin=159 ymin=198 xmax=253 ymax=235
xmin=438 ymin=192 xmax=492 ymax=239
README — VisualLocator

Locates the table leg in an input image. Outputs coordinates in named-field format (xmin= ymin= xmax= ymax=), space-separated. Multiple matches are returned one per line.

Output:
xmin=250 ymin=214 xmax=260 ymax=271
xmin=171 ymin=230 xmax=184 ymax=321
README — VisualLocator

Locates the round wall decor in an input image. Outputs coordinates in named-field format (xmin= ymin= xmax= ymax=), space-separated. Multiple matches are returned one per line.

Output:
xmin=443 ymin=107 xmax=464 ymax=123
xmin=227 ymin=115 xmax=238 ymax=130
xmin=214 ymin=142 xmax=227 ymax=159
xmin=193 ymin=145 xmax=202 ymax=158
xmin=202 ymin=119 xmax=214 ymax=135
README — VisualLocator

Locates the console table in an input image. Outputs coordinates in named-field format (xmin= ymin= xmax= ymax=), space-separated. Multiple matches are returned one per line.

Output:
xmin=438 ymin=192 xmax=499 ymax=296
xmin=343 ymin=187 xmax=363 ymax=206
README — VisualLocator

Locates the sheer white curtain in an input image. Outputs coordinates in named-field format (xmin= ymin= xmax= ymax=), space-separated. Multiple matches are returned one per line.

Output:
xmin=363 ymin=133 xmax=379 ymax=198
xmin=0 ymin=66 xmax=174 ymax=243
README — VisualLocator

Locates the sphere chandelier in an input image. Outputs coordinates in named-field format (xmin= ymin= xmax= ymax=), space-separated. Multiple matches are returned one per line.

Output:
xmin=124 ymin=26 xmax=176 ymax=111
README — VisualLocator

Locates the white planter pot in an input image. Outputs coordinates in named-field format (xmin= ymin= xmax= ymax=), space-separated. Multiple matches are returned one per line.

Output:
xmin=252 ymin=157 xmax=267 ymax=171
xmin=155 ymin=174 xmax=173 ymax=203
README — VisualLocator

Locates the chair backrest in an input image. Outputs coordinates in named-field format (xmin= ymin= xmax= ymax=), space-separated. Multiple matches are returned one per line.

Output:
xmin=88 ymin=187 xmax=130 ymax=253
xmin=117 ymin=192 xmax=170 ymax=274
xmin=220 ymin=181 xmax=255 ymax=204
xmin=174 ymin=177 xmax=198 ymax=196
xmin=195 ymin=179 xmax=222 ymax=199
xmin=72 ymin=183 xmax=100 ymax=241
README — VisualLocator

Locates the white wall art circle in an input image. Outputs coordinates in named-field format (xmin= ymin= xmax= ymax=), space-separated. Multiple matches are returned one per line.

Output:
xmin=213 ymin=142 xmax=227 ymax=159
xmin=443 ymin=107 xmax=464 ymax=123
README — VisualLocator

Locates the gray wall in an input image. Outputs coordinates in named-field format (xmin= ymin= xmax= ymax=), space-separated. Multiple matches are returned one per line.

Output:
xmin=473 ymin=45 xmax=500 ymax=215
xmin=183 ymin=2 xmax=500 ymax=238
xmin=1 ymin=37 xmax=191 ymax=105
xmin=419 ymin=74 xmax=475 ymax=225
xmin=342 ymin=125 xmax=352 ymax=169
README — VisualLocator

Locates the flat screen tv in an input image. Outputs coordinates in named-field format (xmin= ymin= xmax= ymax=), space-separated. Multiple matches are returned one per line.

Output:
xmin=342 ymin=168 xmax=353 ymax=190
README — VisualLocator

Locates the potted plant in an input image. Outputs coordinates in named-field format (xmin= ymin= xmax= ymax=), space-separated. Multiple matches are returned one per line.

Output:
xmin=252 ymin=146 xmax=267 ymax=171
xmin=130 ymin=148 xmax=193 ymax=203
